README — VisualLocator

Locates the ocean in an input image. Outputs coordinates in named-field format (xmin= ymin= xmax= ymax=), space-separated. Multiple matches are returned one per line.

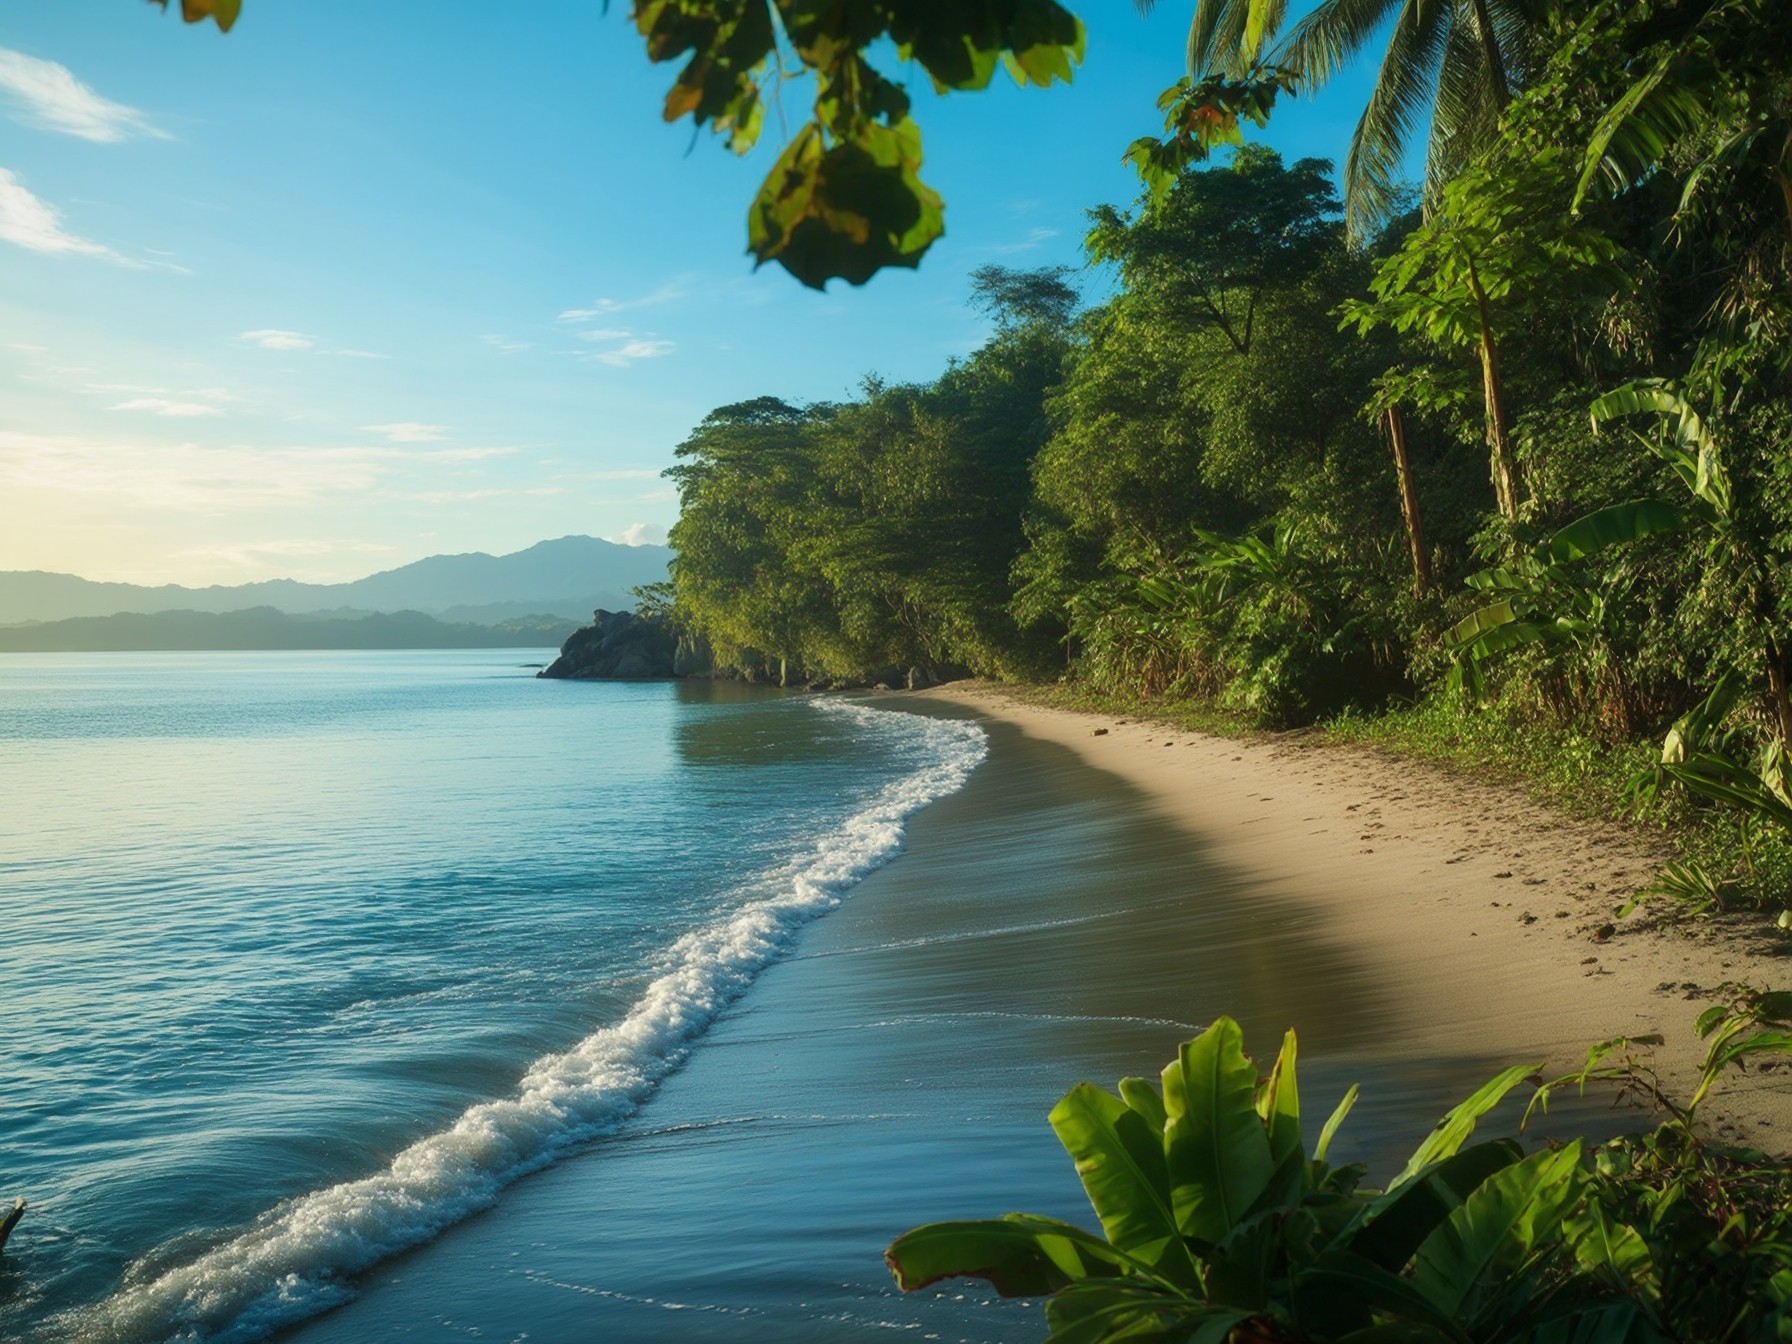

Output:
xmin=0 ymin=651 xmax=984 ymax=1343
xmin=3 ymin=650 xmax=1618 ymax=1344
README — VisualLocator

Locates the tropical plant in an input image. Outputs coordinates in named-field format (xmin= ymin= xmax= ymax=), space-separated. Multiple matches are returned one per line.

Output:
xmin=1442 ymin=494 xmax=1690 ymax=711
xmin=1155 ymin=0 xmax=1554 ymax=241
xmin=1342 ymin=149 xmax=1625 ymax=523
xmin=887 ymin=1012 xmax=1792 ymax=1343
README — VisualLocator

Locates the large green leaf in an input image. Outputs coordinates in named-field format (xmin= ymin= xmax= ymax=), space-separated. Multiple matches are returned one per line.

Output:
xmin=1314 ymin=1083 xmax=1359 ymax=1163
xmin=1162 ymin=1017 xmax=1275 ymax=1244
xmin=1255 ymin=1028 xmax=1303 ymax=1167
xmin=1446 ymin=600 xmax=1521 ymax=650
xmin=1541 ymin=498 xmax=1687 ymax=564
xmin=1295 ymin=1248 xmax=1464 ymax=1337
xmin=1349 ymin=1140 xmax=1526 ymax=1272
xmin=1389 ymin=1064 xmax=1538 ymax=1191
xmin=1046 ymin=1282 xmax=1249 ymax=1344
xmin=1565 ymin=1200 xmax=1656 ymax=1297
xmin=1049 ymin=1083 xmax=1202 ymax=1286
xmin=1524 ymin=1296 xmax=1664 ymax=1344
xmin=885 ymin=1214 xmax=1135 ymax=1296
xmin=1409 ymin=1142 xmax=1588 ymax=1323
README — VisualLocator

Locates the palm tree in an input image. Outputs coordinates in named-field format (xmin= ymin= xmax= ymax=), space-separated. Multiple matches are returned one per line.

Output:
xmin=1145 ymin=0 xmax=1551 ymax=242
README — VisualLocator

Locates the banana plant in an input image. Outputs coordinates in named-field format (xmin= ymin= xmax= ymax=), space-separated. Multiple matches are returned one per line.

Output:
xmin=1446 ymin=377 xmax=1736 ymax=704
xmin=886 ymin=1017 xmax=1670 ymax=1343
xmin=1443 ymin=495 xmax=1689 ymax=702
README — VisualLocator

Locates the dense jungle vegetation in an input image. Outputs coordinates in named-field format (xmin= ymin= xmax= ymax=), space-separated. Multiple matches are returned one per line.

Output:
xmin=663 ymin=0 xmax=1792 ymax=916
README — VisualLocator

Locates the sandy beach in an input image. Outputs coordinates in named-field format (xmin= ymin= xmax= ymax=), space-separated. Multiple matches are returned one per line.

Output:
xmin=270 ymin=683 xmax=1792 ymax=1344
xmin=917 ymin=681 xmax=1792 ymax=1143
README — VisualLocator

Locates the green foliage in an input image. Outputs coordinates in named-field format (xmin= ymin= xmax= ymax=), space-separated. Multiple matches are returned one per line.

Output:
xmin=631 ymin=0 xmax=1086 ymax=287
xmin=148 ymin=0 xmax=238 ymax=31
xmin=664 ymin=274 xmax=1076 ymax=680
xmin=1162 ymin=0 xmax=1554 ymax=242
xmin=890 ymin=1015 xmax=1792 ymax=1343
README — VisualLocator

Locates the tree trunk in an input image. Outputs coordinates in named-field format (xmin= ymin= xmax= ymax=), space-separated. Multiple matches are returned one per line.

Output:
xmin=1767 ymin=647 xmax=1792 ymax=748
xmin=1466 ymin=259 xmax=1521 ymax=521
xmin=1384 ymin=405 xmax=1433 ymax=594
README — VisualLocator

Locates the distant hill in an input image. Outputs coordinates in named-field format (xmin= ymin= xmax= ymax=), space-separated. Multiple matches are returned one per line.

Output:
xmin=0 ymin=536 xmax=672 ymax=626
xmin=0 ymin=607 xmax=582 ymax=653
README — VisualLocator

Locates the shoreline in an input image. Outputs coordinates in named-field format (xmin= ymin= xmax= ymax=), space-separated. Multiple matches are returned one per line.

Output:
xmin=277 ymin=678 xmax=1787 ymax=1343
xmin=910 ymin=680 xmax=1792 ymax=1146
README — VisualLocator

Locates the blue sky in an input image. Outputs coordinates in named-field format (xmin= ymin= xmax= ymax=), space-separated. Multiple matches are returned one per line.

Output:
xmin=1 ymin=0 xmax=1380 ymax=586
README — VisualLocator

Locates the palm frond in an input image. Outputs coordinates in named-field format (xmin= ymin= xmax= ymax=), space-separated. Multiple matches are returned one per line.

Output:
xmin=1421 ymin=13 xmax=1501 ymax=211
xmin=1278 ymin=0 xmax=1403 ymax=87
xmin=1341 ymin=0 xmax=1451 ymax=243
xmin=1184 ymin=0 xmax=1292 ymax=76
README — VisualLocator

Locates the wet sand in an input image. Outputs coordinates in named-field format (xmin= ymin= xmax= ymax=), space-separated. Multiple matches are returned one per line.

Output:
xmin=916 ymin=683 xmax=1792 ymax=1140
xmin=282 ymin=693 xmax=1788 ymax=1343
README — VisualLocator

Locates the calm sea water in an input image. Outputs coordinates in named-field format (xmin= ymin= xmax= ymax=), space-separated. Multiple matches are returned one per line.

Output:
xmin=0 ymin=651 xmax=985 ymax=1343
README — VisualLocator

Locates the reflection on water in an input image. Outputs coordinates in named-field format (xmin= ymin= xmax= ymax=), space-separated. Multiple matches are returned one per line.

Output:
xmin=290 ymin=702 xmax=1623 ymax=1344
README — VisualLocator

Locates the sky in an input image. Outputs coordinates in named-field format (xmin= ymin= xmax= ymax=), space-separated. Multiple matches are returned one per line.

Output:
xmin=0 ymin=0 xmax=1380 ymax=586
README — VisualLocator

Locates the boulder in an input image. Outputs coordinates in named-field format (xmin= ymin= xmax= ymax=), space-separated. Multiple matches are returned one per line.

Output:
xmin=538 ymin=609 xmax=678 ymax=680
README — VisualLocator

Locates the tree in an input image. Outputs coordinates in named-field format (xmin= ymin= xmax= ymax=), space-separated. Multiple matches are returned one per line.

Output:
xmin=1343 ymin=149 xmax=1624 ymax=523
xmin=1161 ymin=0 xmax=1554 ymax=241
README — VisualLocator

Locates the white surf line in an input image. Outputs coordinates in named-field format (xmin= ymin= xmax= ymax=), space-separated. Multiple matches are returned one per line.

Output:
xmin=64 ymin=709 xmax=986 ymax=1344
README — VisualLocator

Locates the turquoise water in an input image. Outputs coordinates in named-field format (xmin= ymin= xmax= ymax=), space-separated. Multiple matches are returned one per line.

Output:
xmin=0 ymin=652 xmax=984 ymax=1343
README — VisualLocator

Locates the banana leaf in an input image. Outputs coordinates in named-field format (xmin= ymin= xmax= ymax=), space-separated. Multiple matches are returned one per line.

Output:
xmin=1541 ymin=498 xmax=1687 ymax=564
xmin=1049 ymin=1083 xmax=1203 ymax=1286
xmin=1408 ymin=1143 xmax=1588 ymax=1323
xmin=885 ymin=1213 xmax=1142 ymax=1295
xmin=1162 ymin=1017 xmax=1275 ymax=1246
xmin=1389 ymin=1065 xmax=1539 ymax=1191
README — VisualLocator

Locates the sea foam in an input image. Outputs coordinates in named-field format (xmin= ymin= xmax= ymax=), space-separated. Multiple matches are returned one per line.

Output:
xmin=64 ymin=701 xmax=986 ymax=1344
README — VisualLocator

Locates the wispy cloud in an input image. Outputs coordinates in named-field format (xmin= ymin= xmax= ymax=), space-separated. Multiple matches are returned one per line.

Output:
xmin=364 ymin=422 xmax=447 ymax=443
xmin=574 ymin=328 xmax=634 ymax=342
xmin=0 ymin=168 xmax=140 ymax=266
xmin=331 ymin=348 xmax=389 ymax=360
xmin=0 ymin=431 xmax=390 ymax=509
xmin=990 ymin=226 xmax=1062 ymax=256
xmin=175 ymin=538 xmax=398 ymax=570
xmin=557 ymin=278 xmax=688 ymax=322
xmin=112 ymin=396 xmax=225 ymax=417
xmin=0 ymin=48 xmax=167 ymax=143
xmin=606 ymin=522 xmax=669 ymax=547
xmin=482 ymin=334 xmax=531 ymax=354
xmin=588 ymin=338 xmax=675 ymax=367
xmin=240 ymin=328 xmax=315 ymax=351
xmin=424 ymin=446 xmax=518 ymax=462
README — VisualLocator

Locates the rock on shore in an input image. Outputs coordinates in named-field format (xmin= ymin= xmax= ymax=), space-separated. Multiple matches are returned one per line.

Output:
xmin=537 ymin=610 xmax=676 ymax=679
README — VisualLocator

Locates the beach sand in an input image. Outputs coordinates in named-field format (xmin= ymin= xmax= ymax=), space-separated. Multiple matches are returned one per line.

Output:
xmin=914 ymin=682 xmax=1792 ymax=1140
xmin=282 ymin=686 xmax=1791 ymax=1343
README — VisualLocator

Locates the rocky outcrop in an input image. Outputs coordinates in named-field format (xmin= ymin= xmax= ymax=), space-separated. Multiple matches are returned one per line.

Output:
xmin=538 ymin=609 xmax=677 ymax=680
xmin=539 ymin=610 xmax=971 ymax=689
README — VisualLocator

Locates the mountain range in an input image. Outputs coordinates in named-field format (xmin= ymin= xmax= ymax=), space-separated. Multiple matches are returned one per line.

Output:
xmin=0 ymin=536 xmax=673 ymax=627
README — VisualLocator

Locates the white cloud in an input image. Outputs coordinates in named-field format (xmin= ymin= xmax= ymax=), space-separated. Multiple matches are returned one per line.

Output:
xmin=0 ymin=48 xmax=167 ymax=143
xmin=606 ymin=522 xmax=669 ymax=547
xmin=331 ymin=348 xmax=389 ymax=360
xmin=112 ymin=396 xmax=224 ymax=417
xmin=589 ymin=338 xmax=675 ymax=367
xmin=364 ymin=422 xmax=447 ymax=443
xmin=0 ymin=168 xmax=138 ymax=265
xmin=176 ymin=538 xmax=397 ymax=568
xmin=482 ymin=334 xmax=531 ymax=353
xmin=240 ymin=329 xmax=314 ymax=350
xmin=424 ymin=446 xmax=518 ymax=461
xmin=990 ymin=226 xmax=1063 ymax=256
xmin=0 ymin=430 xmax=390 ymax=510
xmin=557 ymin=278 xmax=688 ymax=322
xmin=574 ymin=328 xmax=634 ymax=342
